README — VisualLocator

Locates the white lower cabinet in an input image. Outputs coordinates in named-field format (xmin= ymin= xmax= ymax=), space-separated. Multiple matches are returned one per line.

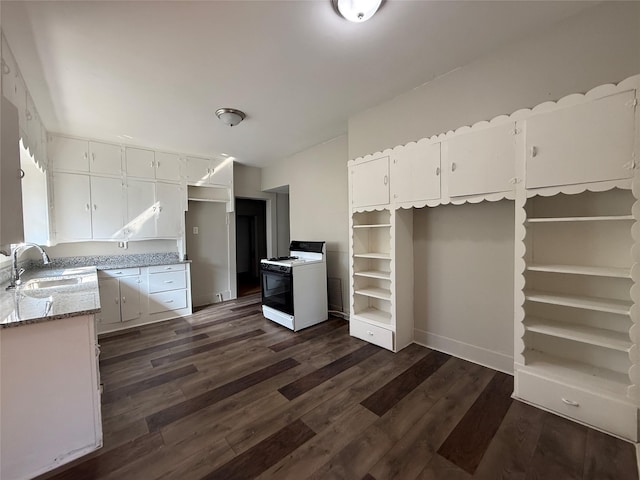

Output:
xmin=97 ymin=263 xmax=192 ymax=334
xmin=0 ymin=315 xmax=102 ymax=480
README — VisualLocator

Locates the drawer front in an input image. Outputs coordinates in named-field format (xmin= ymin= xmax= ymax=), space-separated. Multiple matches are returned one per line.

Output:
xmin=350 ymin=318 xmax=393 ymax=351
xmin=148 ymin=271 xmax=187 ymax=293
xmin=148 ymin=289 xmax=187 ymax=314
xmin=99 ymin=267 xmax=141 ymax=278
xmin=516 ymin=370 xmax=637 ymax=441
xmin=148 ymin=263 xmax=186 ymax=274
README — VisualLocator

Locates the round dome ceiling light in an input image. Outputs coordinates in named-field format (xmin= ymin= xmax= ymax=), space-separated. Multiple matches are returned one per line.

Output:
xmin=332 ymin=0 xmax=383 ymax=23
xmin=215 ymin=108 xmax=246 ymax=127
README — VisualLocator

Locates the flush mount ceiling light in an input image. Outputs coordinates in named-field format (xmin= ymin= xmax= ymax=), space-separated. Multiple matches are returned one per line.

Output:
xmin=332 ymin=0 xmax=383 ymax=23
xmin=215 ymin=108 xmax=246 ymax=127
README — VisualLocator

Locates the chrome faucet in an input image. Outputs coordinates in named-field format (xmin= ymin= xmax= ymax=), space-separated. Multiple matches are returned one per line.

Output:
xmin=6 ymin=243 xmax=51 ymax=290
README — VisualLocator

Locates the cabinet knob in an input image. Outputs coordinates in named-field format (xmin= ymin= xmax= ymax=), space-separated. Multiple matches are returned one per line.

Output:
xmin=367 ymin=330 xmax=374 ymax=336
xmin=451 ymin=162 xmax=457 ymax=172
xmin=85 ymin=203 xmax=90 ymax=211
xmin=93 ymin=204 xmax=97 ymax=210
xmin=122 ymin=297 xmax=126 ymax=303
xmin=435 ymin=167 xmax=440 ymax=176
xmin=383 ymin=175 xmax=388 ymax=186
xmin=561 ymin=398 xmax=579 ymax=407
xmin=530 ymin=146 xmax=538 ymax=158
xmin=92 ymin=152 xmax=96 ymax=161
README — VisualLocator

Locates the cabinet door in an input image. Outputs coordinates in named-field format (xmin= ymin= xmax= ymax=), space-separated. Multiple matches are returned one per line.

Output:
xmin=209 ymin=158 xmax=232 ymax=186
xmin=1 ymin=97 xmax=24 ymax=245
xmin=89 ymin=141 xmax=121 ymax=175
xmin=446 ymin=123 xmax=517 ymax=197
xmin=391 ymin=142 xmax=441 ymax=203
xmin=125 ymin=147 xmax=155 ymax=179
xmin=156 ymin=182 xmax=184 ymax=237
xmin=155 ymin=152 xmax=181 ymax=182
xmin=126 ymin=179 xmax=156 ymax=239
xmin=185 ymin=157 xmax=211 ymax=185
xmin=351 ymin=156 xmax=390 ymax=208
xmin=119 ymin=276 xmax=142 ymax=322
xmin=96 ymin=278 xmax=120 ymax=325
xmin=49 ymin=136 xmax=89 ymax=172
xmin=53 ymin=172 xmax=92 ymax=240
xmin=526 ymin=90 xmax=636 ymax=189
xmin=90 ymin=176 xmax=124 ymax=239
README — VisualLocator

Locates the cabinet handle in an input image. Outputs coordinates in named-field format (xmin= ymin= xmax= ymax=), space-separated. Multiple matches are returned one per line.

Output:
xmin=561 ymin=398 xmax=579 ymax=407
xmin=92 ymin=152 xmax=96 ymax=161
xmin=165 ymin=267 xmax=173 ymax=270
xmin=93 ymin=204 xmax=97 ymax=210
xmin=156 ymin=161 xmax=160 ymax=168
xmin=83 ymin=152 xmax=88 ymax=160
xmin=451 ymin=162 xmax=457 ymax=172
xmin=164 ymin=280 xmax=174 ymax=284
xmin=435 ymin=167 xmax=440 ymax=176
xmin=85 ymin=203 xmax=90 ymax=211
xmin=166 ymin=300 xmax=174 ymax=303
xmin=367 ymin=330 xmax=374 ymax=336
xmin=19 ymin=168 xmax=25 ymax=179
xmin=530 ymin=146 xmax=538 ymax=158
xmin=122 ymin=296 xmax=126 ymax=303
xmin=383 ymin=175 xmax=388 ymax=186
xmin=150 ymin=160 xmax=155 ymax=167
xmin=115 ymin=298 xmax=119 ymax=304
xmin=114 ymin=271 xmax=122 ymax=274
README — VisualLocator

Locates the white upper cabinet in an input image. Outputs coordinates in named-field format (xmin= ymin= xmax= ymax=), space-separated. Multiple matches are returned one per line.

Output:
xmin=391 ymin=142 xmax=441 ymax=204
xmin=1 ymin=97 xmax=24 ymax=245
xmin=126 ymin=148 xmax=181 ymax=182
xmin=49 ymin=136 xmax=90 ymax=172
xmin=125 ymin=179 xmax=156 ymax=239
xmin=89 ymin=141 xmax=122 ymax=176
xmin=525 ymin=89 xmax=636 ymax=189
xmin=156 ymin=182 xmax=184 ymax=238
xmin=125 ymin=147 xmax=155 ymax=179
xmin=186 ymin=157 xmax=232 ymax=186
xmin=351 ymin=156 xmax=390 ymax=208
xmin=445 ymin=122 xmax=517 ymax=197
xmin=89 ymin=176 xmax=125 ymax=239
xmin=155 ymin=152 xmax=181 ymax=182
xmin=52 ymin=173 xmax=93 ymax=240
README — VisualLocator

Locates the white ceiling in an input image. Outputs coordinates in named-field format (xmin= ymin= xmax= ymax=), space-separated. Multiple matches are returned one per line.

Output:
xmin=2 ymin=1 xmax=596 ymax=167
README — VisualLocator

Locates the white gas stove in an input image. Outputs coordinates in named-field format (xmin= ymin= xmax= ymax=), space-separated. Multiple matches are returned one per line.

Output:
xmin=260 ymin=241 xmax=328 ymax=331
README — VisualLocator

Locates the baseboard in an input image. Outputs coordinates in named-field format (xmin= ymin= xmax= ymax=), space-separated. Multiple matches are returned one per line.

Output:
xmin=413 ymin=328 xmax=514 ymax=375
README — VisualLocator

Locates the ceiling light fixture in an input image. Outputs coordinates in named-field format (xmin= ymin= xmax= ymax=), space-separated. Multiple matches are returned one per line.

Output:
xmin=332 ymin=0 xmax=383 ymax=23
xmin=215 ymin=108 xmax=246 ymax=127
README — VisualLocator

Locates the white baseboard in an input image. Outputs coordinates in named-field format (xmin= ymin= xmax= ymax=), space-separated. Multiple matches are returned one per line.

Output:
xmin=413 ymin=328 xmax=514 ymax=375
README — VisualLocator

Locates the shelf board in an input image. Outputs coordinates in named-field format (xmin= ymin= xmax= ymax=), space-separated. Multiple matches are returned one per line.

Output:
xmin=523 ymin=350 xmax=630 ymax=399
xmin=526 ymin=264 xmax=631 ymax=278
xmin=524 ymin=290 xmax=631 ymax=315
xmin=354 ymin=270 xmax=391 ymax=280
xmin=354 ymin=307 xmax=392 ymax=327
xmin=353 ymin=253 xmax=391 ymax=260
xmin=353 ymin=224 xmax=391 ymax=229
xmin=355 ymin=287 xmax=392 ymax=301
xmin=524 ymin=317 xmax=632 ymax=352
xmin=526 ymin=215 xmax=633 ymax=223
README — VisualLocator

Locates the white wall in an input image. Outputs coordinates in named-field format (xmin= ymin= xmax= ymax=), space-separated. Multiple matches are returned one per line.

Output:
xmin=43 ymin=239 xmax=177 ymax=259
xmin=262 ymin=136 xmax=349 ymax=314
xmin=276 ymin=193 xmax=290 ymax=257
xmin=349 ymin=1 xmax=640 ymax=159
xmin=185 ymin=201 xmax=230 ymax=306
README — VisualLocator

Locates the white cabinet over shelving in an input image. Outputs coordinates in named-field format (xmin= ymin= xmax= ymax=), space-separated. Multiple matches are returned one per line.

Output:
xmin=186 ymin=156 xmax=233 ymax=186
xmin=350 ymin=155 xmax=389 ymax=208
xmin=391 ymin=141 xmax=440 ymax=204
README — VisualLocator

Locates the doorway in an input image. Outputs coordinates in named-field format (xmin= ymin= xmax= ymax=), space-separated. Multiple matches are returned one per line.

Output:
xmin=235 ymin=198 xmax=267 ymax=297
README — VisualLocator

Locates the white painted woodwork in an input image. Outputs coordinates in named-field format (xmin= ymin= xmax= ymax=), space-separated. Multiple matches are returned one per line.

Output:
xmin=1 ymin=96 xmax=24 ymax=245
xmin=0 ymin=316 xmax=102 ymax=480
xmin=525 ymin=89 xmax=636 ymax=189
xmin=351 ymin=156 xmax=389 ymax=208
xmin=148 ymin=270 xmax=186 ymax=293
xmin=119 ymin=276 xmax=142 ymax=322
xmin=349 ymin=317 xmax=394 ymax=350
xmin=391 ymin=141 xmax=440 ymax=203
xmin=148 ymin=288 xmax=188 ymax=314
xmin=155 ymin=152 xmax=181 ymax=181
xmin=156 ymin=182 xmax=183 ymax=238
xmin=445 ymin=122 xmax=517 ymax=197
xmin=125 ymin=179 xmax=157 ymax=239
xmin=90 ymin=176 xmax=125 ymax=239
xmin=88 ymin=141 xmax=122 ymax=176
xmin=125 ymin=147 xmax=155 ymax=178
xmin=185 ymin=156 xmax=211 ymax=185
xmin=148 ymin=263 xmax=185 ymax=273
xmin=53 ymin=172 xmax=92 ymax=240
xmin=209 ymin=158 xmax=233 ymax=186
xmin=49 ymin=136 xmax=89 ymax=172
xmin=96 ymin=277 xmax=120 ymax=325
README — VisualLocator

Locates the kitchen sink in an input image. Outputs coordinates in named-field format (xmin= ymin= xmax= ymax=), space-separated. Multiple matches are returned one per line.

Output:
xmin=21 ymin=277 xmax=83 ymax=289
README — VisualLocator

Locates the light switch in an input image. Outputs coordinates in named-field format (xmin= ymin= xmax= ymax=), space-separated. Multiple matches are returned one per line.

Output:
xmin=193 ymin=226 xmax=199 ymax=235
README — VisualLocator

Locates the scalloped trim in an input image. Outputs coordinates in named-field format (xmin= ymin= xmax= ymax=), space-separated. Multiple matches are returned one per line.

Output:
xmin=526 ymin=179 xmax=632 ymax=198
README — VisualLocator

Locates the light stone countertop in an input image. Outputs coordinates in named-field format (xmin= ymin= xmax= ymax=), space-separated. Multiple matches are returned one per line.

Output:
xmin=0 ymin=266 xmax=101 ymax=328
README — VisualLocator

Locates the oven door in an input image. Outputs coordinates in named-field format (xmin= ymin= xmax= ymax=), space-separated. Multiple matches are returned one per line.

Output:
xmin=261 ymin=267 xmax=294 ymax=316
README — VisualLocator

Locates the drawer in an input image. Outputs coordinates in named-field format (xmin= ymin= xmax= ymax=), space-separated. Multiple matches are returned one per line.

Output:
xmin=99 ymin=267 xmax=141 ymax=278
xmin=350 ymin=317 xmax=393 ymax=351
xmin=148 ymin=289 xmax=187 ymax=314
xmin=148 ymin=271 xmax=187 ymax=293
xmin=516 ymin=369 xmax=637 ymax=441
xmin=148 ymin=263 xmax=186 ymax=274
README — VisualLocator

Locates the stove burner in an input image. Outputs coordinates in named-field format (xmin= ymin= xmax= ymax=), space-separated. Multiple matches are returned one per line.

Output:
xmin=267 ymin=256 xmax=299 ymax=261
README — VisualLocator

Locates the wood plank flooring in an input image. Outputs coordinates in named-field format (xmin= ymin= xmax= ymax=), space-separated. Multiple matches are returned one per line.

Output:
xmin=37 ymin=295 xmax=638 ymax=480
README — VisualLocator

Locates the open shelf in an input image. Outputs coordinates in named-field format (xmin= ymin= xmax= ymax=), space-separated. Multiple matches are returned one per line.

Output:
xmin=525 ymin=291 xmax=631 ymax=315
xmin=523 ymin=350 xmax=630 ymax=399
xmin=354 ymin=270 xmax=391 ymax=280
xmin=353 ymin=224 xmax=391 ymax=229
xmin=526 ymin=215 xmax=633 ymax=223
xmin=353 ymin=253 xmax=391 ymax=260
xmin=354 ymin=307 xmax=392 ymax=327
xmin=355 ymin=287 xmax=391 ymax=301
xmin=526 ymin=264 xmax=631 ymax=278
xmin=524 ymin=317 xmax=632 ymax=352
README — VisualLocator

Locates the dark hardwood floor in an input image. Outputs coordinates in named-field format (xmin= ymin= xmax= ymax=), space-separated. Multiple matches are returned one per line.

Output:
xmin=38 ymin=295 xmax=638 ymax=480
